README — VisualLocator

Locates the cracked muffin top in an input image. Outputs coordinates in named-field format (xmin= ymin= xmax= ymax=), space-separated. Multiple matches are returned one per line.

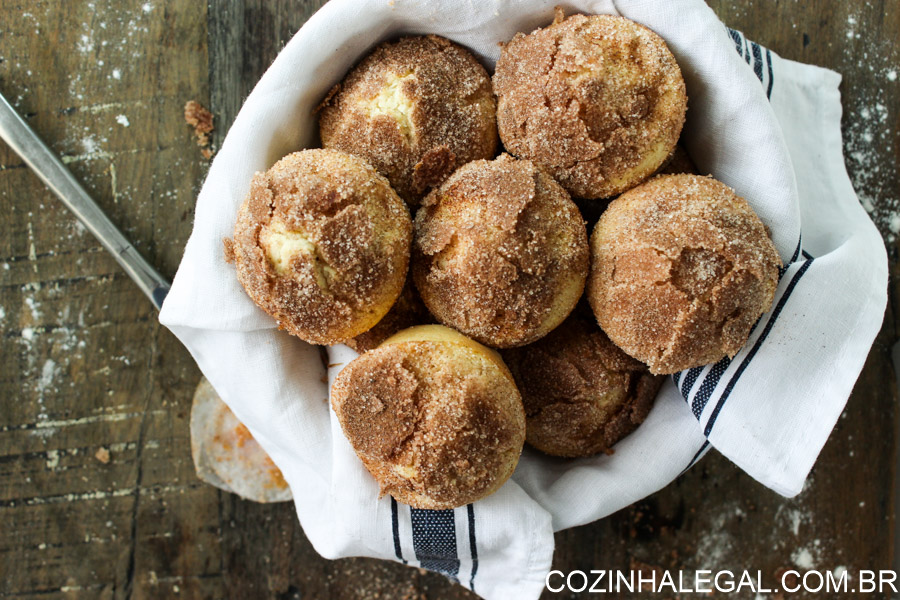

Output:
xmin=319 ymin=35 xmax=498 ymax=206
xmin=588 ymin=174 xmax=781 ymax=374
xmin=331 ymin=325 xmax=526 ymax=509
xmin=493 ymin=10 xmax=687 ymax=199
xmin=503 ymin=308 xmax=663 ymax=457
xmin=412 ymin=153 xmax=589 ymax=348
xmin=226 ymin=149 xmax=412 ymax=345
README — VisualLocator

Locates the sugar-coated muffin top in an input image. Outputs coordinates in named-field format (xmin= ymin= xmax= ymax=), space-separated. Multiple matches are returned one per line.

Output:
xmin=412 ymin=153 xmax=589 ymax=348
xmin=494 ymin=11 xmax=687 ymax=199
xmin=588 ymin=174 xmax=781 ymax=374
xmin=331 ymin=325 xmax=525 ymax=509
xmin=319 ymin=35 xmax=497 ymax=205
xmin=227 ymin=149 xmax=411 ymax=345
xmin=503 ymin=309 xmax=662 ymax=457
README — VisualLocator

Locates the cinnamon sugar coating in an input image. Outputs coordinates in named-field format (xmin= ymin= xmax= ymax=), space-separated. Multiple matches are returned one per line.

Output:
xmin=412 ymin=154 xmax=589 ymax=348
xmin=493 ymin=12 xmax=687 ymax=199
xmin=503 ymin=309 xmax=662 ymax=457
xmin=331 ymin=326 xmax=526 ymax=509
xmin=229 ymin=149 xmax=412 ymax=345
xmin=319 ymin=35 xmax=498 ymax=206
xmin=588 ymin=174 xmax=781 ymax=374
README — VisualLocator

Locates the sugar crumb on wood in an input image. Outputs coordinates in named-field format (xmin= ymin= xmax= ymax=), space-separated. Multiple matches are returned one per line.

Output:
xmin=95 ymin=447 xmax=111 ymax=464
xmin=184 ymin=100 xmax=214 ymax=159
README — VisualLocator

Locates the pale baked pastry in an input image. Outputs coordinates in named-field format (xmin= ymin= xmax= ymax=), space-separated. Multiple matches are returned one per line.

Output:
xmin=319 ymin=35 xmax=497 ymax=206
xmin=588 ymin=174 xmax=781 ymax=374
xmin=503 ymin=309 xmax=662 ymax=457
xmin=412 ymin=154 xmax=589 ymax=348
xmin=226 ymin=149 xmax=411 ymax=345
xmin=190 ymin=378 xmax=292 ymax=503
xmin=493 ymin=10 xmax=687 ymax=199
xmin=331 ymin=325 xmax=526 ymax=509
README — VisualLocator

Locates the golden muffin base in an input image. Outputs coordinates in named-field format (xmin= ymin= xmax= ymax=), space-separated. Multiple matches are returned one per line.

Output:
xmin=331 ymin=325 xmax=525 ymax=509
xmin=319 ymin=35 xmax=497 ymax=205
xmin=588 ymin=174 xmax=781 ymax=374
xmin=413 ymin=154 xmax=589 ymax=348
xmin=656 ymin=144 xmax=698 ymax=176
xmin=493 ymin=10 xmax=687 ymax=199
xmin=227 ymin=149 xmax=412 ymax=345
xmin=345 ymin=279 xmax=432 ymax=353
xmin=503 ymin=311 xmax=662 ymax=457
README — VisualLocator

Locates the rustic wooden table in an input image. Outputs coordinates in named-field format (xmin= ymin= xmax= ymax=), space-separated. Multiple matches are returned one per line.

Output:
xmin=2 ymin=1 xmax=897 ymax=598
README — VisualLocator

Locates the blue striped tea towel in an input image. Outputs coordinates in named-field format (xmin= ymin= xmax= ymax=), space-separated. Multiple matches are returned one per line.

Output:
xmin=159 ymin=0 xmax=888 ymax=598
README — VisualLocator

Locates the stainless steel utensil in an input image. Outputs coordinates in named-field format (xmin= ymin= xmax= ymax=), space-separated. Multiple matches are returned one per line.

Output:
xmin=0 ymin=90 xmax=288 ymax=502
xmin=0 ymin=92 xmax=169 ymax=309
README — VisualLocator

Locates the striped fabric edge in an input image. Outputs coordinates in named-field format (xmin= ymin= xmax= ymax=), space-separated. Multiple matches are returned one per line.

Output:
xmin=391 ymin=500 xmax=479 ymax=592
xmin=726 ymin=27 xmax=775 ymax=98
xmin=674 ymin=253 xmax=812 ymax=471
xmin=466 ymin=504 xmax=479 ymax=591
xmin=410 ymin=508 xmax=460 ymax=583
xmin=671 ymin=234 xmax=813 ymax=475
xmin=679 ymin=440 xmax=711 ymax=476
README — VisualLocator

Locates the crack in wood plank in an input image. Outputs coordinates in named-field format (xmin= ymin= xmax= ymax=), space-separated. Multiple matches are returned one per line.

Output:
xmin=0 ymin=483 xmax=206 ymax=507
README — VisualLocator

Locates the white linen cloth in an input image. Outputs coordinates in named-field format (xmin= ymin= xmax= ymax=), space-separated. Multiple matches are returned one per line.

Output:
xmin=159 ymin=1 xmax=889 ymax=598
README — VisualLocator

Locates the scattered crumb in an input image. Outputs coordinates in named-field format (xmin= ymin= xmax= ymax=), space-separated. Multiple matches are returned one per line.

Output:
xmin=184 ymin=100 xmax=214 ymax=159
xmin=95 ymin=447 xmax=111 ymax=464
xmin=115 ymin=114 xmax=130 ymax=127
xmin=889 ymin=213 xmax=900 ymax=234
xmin=792 ymin=547 xmax=814 ymax=569
xmin=790 ymin=540 xmax=823 ymax=570
xmin=77 ymin=33 xmax=94 ymax=54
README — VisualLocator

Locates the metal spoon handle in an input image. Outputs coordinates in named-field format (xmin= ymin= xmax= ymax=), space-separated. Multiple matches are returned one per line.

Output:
xmin=0 ymin=92 xmax=170 ymax=310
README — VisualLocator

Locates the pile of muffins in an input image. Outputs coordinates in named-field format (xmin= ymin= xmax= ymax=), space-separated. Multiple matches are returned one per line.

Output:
xmin=225 ymin=10 xmax=781 ymax=510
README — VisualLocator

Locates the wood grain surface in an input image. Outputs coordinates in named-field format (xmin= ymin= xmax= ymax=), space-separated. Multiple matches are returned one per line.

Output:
xmin=1 ymin=1 xmax=897 ymax=599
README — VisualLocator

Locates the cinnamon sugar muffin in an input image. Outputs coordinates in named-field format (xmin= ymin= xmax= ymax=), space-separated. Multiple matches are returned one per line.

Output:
xmin=331 ymin=325 xmax=526 ymax=509
xmin=226 ymin=149 xmax=412 ymax=345
xmin=588 ymin=174 xmax=781 ymax=374
xmin=493 ymin=10 xmax=687 ymax=199
xmin=503 ymin=310 xmax=663 ymax=457
xmin=412 ymin=154 xmax=589 ymax=348
xmin=319 ymin=35 xmax=497 ymax=206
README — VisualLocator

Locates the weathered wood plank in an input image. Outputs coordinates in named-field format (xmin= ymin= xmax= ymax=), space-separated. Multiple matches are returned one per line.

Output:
xmin=0 ymin=1 xmax=219 ymax=599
